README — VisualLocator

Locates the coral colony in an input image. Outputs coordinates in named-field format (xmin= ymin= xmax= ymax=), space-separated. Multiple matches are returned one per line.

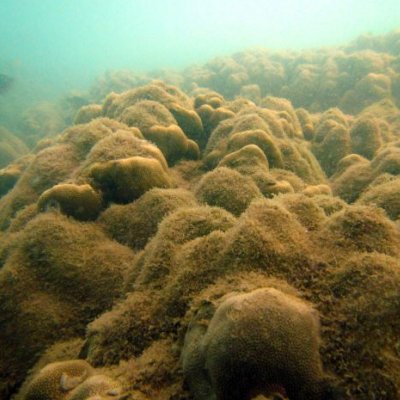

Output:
xmin=1 ymin=30 xmax=400 ymax=400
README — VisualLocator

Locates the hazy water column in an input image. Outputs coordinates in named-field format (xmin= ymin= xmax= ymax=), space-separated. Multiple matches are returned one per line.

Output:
xmin=0 ymin=0 xmax=399 ymax=102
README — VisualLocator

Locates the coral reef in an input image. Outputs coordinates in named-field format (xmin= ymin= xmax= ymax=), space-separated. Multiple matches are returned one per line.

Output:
xmin=2 ymin=30 xmax=400 ymax=400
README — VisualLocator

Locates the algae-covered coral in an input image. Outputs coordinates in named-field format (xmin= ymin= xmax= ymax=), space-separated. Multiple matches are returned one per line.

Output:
xmin=1 ymin=30 xmax=400 ymax=400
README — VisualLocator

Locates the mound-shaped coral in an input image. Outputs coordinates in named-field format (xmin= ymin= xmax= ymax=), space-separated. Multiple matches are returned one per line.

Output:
xmin=312 ymin=119 xmax=350 ymax=177
xmin=99 ymin=188 xmax=197 ymax=250
xmin=145 ymin=124 xmax=199 ymax=164
xmin=38 ymin=183 xmax=102 ymax=221
xmin=0 ymin=154 xmax=33 ymax=198
xmin=182 ymin=287 xmax=338 ymax=400
xmin=219 ymin=198 xmax=314 ymax=285
xmin=195 ymin=167 xmax=262 ymax=216
xmin=323 ymin=253 xmax=400 ymax=398
xmin=204 ymin=106 xmax=325 ymax=183
xmin=340 ymin=73 xmax=392 ymax=114
xmin=23 ymin=360 xmax=94 ymax=400
xmin=134 ymin=206 xmax=236 ymax=289
xmin=277 ymin=193 xmax=327 ymax=231
xmin=370 ymin=143 xmax=400 ymax=176
xmin=356 ymin=175 xmax=400 ymax=220
xmin=19 ymin=102 xmax=66 ymax=147
xmin=330 ymin=155 xmax=373 ymax=203
xmin=116 ymin=100 xmax=200 ymax=164
xmin=90 ymin=156 xmax=172 ymax=204
xmin=77 ymin=129 xmax=167 ymax=176
xmin=227 ymin=129 xmax=283 ymax=168
xmin=118 ymin=100 xmax=176 ymax=134
xmin=261 ymin=96 xmax=303 ymax=138
xmin=350 ymin=116 xmax=383 ymax=159
xmin=322 ymin=205 xmax=400 ymax=256
xmin=74 ymin=104 xmax=102 ymax=124
xmin=218 ymin=144 xmax=269 ymax=175
xmin=0 ymin=143 xmax=80 ymax=230
xmin=103 ymin=80 xmax=204 ymax=146
xmin=66 ymin=375 xmax=122 ymax=400
xmin=82 ymin=290 xmax=163 ymax=366
xmin=60 ymin=118 xmax=140 ymax=159
xmin=0 ymin=212 xmax=134 ymax=396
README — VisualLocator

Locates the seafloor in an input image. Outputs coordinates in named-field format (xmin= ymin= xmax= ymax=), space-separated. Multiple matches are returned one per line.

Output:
xmin=1 ymin=30 xmax=400 ymax=400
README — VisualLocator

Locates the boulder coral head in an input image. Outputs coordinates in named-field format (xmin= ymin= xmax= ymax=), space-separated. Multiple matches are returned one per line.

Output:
xmin=23 ymin=360 xmax=94 ymax=400
xmin=37 ymin=183 xmax=102 ymax=221
xmin=182 ymin=288 xmax=343 ymax=400
xmin=66 ymin=375 xmax=123 ymax=400
xmin=90 ymin=156 xmax=172 ymax=204
xmin=22 ymin=360 xmax=127 ymax=400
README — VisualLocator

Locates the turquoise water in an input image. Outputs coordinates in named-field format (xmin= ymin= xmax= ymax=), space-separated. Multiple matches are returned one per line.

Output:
xmin=0 ymin=0 xmax=399 ymax=112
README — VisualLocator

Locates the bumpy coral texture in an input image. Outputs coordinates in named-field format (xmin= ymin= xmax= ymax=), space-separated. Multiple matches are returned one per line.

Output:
xmin=23 ymin=360 xmax=94 ymax=400
xmin=182 ymin=288 xmax=336 ymax=400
